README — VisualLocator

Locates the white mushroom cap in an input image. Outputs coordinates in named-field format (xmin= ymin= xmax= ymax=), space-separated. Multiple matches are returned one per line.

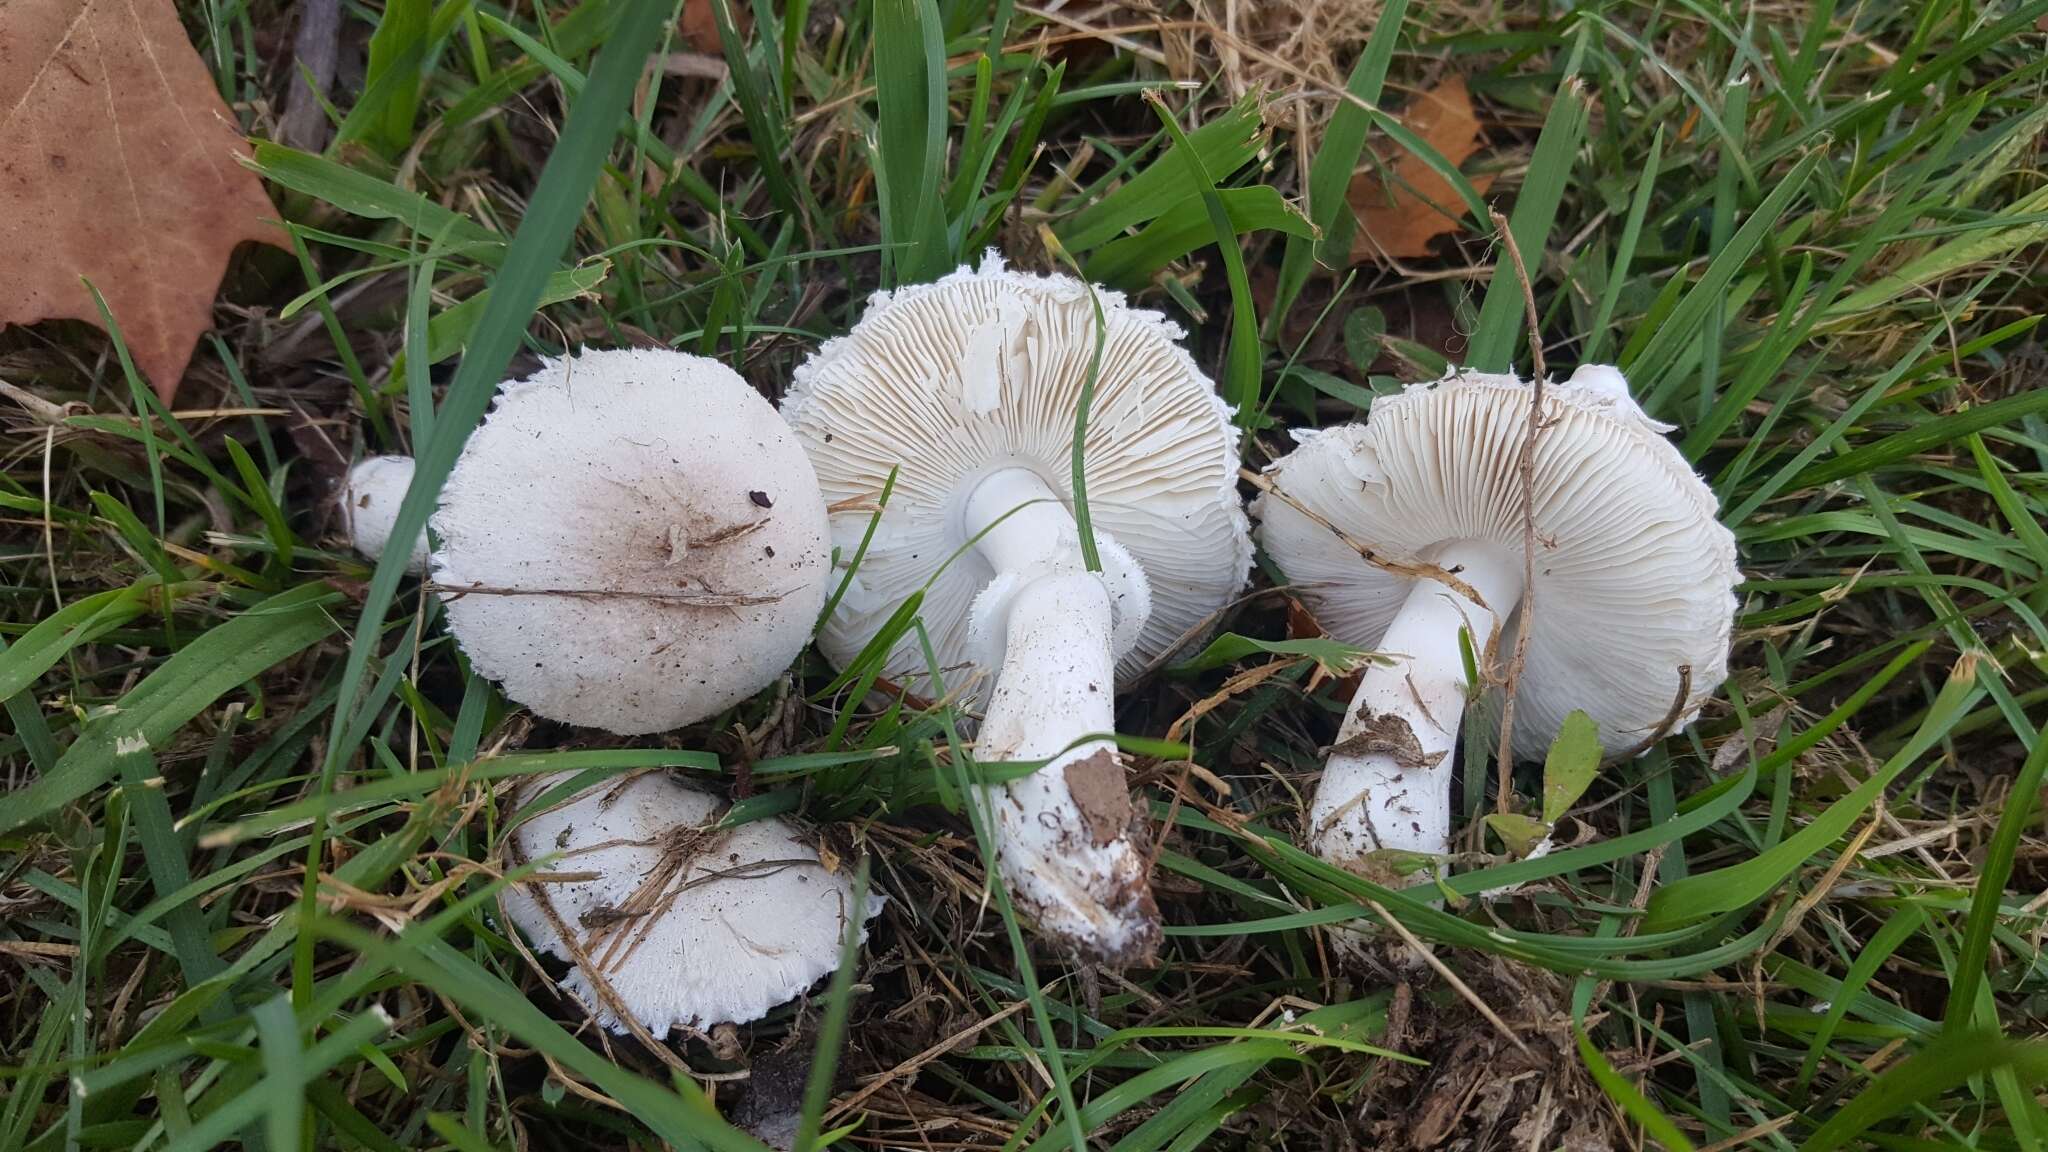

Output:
xmin=1253 ymin=365 xmax=1739 ymax=759
xmin=501 ymin=772 xmax=883 ymax=1034
xmin=339 ymin=455 xmax=429 ymax=571
xmin=783 ymin=253 xmax=1252 ymax=689
xmin=433 ymin=349 xmax=832 ymax=735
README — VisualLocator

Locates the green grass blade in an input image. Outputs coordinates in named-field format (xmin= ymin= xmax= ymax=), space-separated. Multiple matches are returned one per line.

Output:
xmin=0 ymin=583 xmax=338 ymax=835
xmin=1146 ymin=93 xmax=1260 ymax=421
xmin=872 ymin=0 xmax=951 ymax=283
xmin=1267 ymin=0 xmax=1410 ymax=329
xmin=1466 ymin=30 xmax=1589 ymax=372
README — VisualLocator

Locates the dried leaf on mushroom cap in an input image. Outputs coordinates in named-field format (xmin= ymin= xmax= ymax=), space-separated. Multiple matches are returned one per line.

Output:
xmin=782 ymin=252 xmax=1253 ymax=691
xmin=501 ymin=772 xmax=884 ymax=1035
xmin=433 ymin=348 xmax=832 ymax=735
xmin=340 ymin=455 xmax=429 ymax=572
xmin=1253 ymin=367 xmax=1739 ymax=759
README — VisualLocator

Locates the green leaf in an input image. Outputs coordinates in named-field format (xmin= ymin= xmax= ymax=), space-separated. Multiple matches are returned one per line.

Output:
xmin=1088 ymin=186 xmax=1312 ymax=287
xmin=1147 ymin=95 xmax=1262 ymax=420
xmin=1802 ymin=1033 xmax=2048 ymax=1152
xmin=1825 ymin=184 xmax=2048 ymax=319
xmin=1268 ymin=0 xmax=1410 ymax=327
xmin=0 ymin=583 xmax=339 ymax=836
xmin=390 ymin=261 xmax=610 ymax=380
xmin=1642 ymin=655 xmax=1982 ymax=930
xmin=0 ymin=583 xmax=159 ymax=701
xmin=1945 ymin=711 xmax=2048 ymax=1033
xmin=337 ymin=0 xmax=433 ymax=154
xmin=871 ymin=0 xmax=951 ymax=283
xmin=1171 ymin=632 xmax=1369 ymax=676
xmin=1466 ymin=32 xmax=1590 ymax=371
xmin=1575 ymin=1025 xmax=1696 ymax=1151
xmin=1056 ymin=96 xmax=1266 ymax=252
xmin=1483 ymin=812 xmax=1551 ymax=858
xmin=1627 ymin=149 xmax=1821 ymax=393
xmin=1342 ymin=307 xmax=1386 ymax=372
xmin=1540 ymin=710 xmax=1601 ymax=824
xmin=248 ymin=143 xmax=502 ymax=252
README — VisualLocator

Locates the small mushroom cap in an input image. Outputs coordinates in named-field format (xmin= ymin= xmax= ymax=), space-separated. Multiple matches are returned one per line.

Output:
xmin=340 ymin=455 xmax=429 ymax=571
xmin=501 ymin=773 xmax=883 ymax=1035
xmin=783 ymin=253 xmax=1252 ymax=688
xmin=433 ymin=349 xmax=831 ymax=735
xmin=1253 ymin=366 xmax=1739 ymax=759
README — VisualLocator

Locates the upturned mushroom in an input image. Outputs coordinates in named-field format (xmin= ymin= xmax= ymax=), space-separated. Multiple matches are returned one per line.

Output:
xmin=339 ymin=455 xmax=429 ymax=571
xmin=433 ymin=348 xmax=832 ymax=735
xmin=1252 ymin=365 xmax=1739 ymax=872
xmin=783 ymin=255 xmax=1251 ymax=963
xmin=502 ymin=771 xmax=883 ymax=1035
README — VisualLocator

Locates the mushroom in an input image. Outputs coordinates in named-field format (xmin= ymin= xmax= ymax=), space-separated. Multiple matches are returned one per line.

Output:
xmin=339 ymin=455 xmax=429 ymax=571
xmin=783 ymin=255 xmax=1251 ymax=963
xmin=1252 ymin=365 xmax=1738 ymax=872
xmin=501 ymin=771 xmax=884 ymax=1035
xmin=432 ymin=348 xmax=832 ymax=735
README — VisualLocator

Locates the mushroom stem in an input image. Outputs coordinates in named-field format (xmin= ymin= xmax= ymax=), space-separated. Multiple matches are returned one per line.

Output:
xmin=963 ymin=467 xmax=1159 ymax=962
xmin=1311 ymin=539 xmax=1525 ymax=866
xmin=962 ymin=466 xmax=1080 ymax=572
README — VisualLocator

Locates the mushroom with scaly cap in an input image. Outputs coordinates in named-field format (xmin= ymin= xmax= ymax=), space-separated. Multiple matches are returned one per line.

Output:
xmin=783 ymin=254 xmax=1252 ymax=963
xmin=1252 ymin=364 xmax=1739 ymax=872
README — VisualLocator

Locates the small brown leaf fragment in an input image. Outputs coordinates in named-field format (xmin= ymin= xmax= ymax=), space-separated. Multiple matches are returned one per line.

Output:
xmin=1326 ymin=709 xmax=1438 ymax=771
xmin=1063 ymin=749 xmax=1133 ymax=848
xmin=0 ymin=0 xmax=286 ymax=403
xmin=1347 ymin=75 xmax=1497 ymax=263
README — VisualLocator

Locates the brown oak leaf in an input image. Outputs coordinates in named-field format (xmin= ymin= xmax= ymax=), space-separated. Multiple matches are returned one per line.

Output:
xmin=1 ymin=0 xmax=286 ymax=402
xmin=1347 ymin=75 xmax=1497 ymax=263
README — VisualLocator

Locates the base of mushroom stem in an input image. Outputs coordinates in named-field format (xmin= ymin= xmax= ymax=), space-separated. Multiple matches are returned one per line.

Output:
xmin=1004 ymin=864 xmax=1163 ymax=967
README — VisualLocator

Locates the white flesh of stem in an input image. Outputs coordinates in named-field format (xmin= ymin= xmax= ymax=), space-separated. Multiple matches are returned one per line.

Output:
xmin=964 ymin=467 xmax=1156 ymax=961
xmin=1311 ymin=539 xmax=1525 ymax=865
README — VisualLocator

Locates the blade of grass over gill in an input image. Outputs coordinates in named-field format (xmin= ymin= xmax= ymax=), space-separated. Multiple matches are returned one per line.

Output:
xmin=1643 ymin=651 xmax=1980 ymax=931
xmin=1465 ymin=31 xmax=1589 ymax=373
xmin=872 ymin=0 xmax=951 ymax=284
xmin=1945 ymin=719 xmax=2048 ymax=1034
xmin=1144 ymin=91 xmax=1260 ymax=421
xmin=791 ymin=858 xmax=872 ymax=1152
xmin=1267 ymin=0 xmax=1408 ymax=331
xmin=296 ymin=0 xmax=673 ymax=1012
xmin=1042 ymin=228 xmax=1106 ymax=573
